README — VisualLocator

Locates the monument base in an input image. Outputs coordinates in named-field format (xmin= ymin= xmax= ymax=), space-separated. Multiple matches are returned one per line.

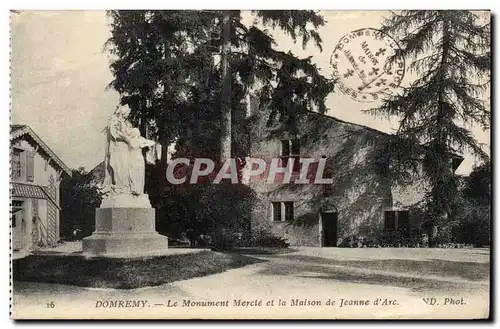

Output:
xmin=99 ymin=193 xmax=152 ymax=208
xmin=82 ymin=207 xmax=168 ymax=255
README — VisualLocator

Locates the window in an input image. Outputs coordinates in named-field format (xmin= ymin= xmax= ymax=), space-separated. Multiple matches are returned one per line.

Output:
xmin=384 ymin=210 xmax=410 ymax=232
xmin=11 ymin=149 xmax=22 ymax=179
xmin=280 ymin=139 xmax=300 ymax=172
xmin=271 ymin=202 xmax=294 ymax=222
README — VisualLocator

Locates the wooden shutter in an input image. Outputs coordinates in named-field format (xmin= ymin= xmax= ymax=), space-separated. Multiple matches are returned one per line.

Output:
xmin=397 ymin=211 xmax=410 ymax=233
xmin=280 ymin=140 xmax=290 ymax=157
xmin=284 ymin=202 xmax=294 ymax=221
xmin=291 ymin=139 xmax=300 ymax=155
xmin=26 ymin=151 xmax=35 ymax=182
xmin=384 ymin=211 xmax=396 ymax=230
xmin=272 ymin=202 xmax=282 ymax=222
xmin=291 ymin=140 xmax=301 ymax=173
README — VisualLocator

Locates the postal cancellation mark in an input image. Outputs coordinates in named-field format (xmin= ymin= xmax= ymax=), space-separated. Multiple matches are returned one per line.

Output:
xmin=330 ymin=28 xmax=405 ymax=103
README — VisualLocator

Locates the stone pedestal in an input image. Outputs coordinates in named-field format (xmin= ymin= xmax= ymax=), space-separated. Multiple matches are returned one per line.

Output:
xmin=82 ymin=206 xmax=168 ymax=256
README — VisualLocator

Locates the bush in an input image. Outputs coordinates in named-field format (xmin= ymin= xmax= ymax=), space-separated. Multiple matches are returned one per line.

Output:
xmin=376 ymin=230 xmax=412 ymax=247
xmin=339 ymin=230 xmax=422 ymax=248
xmin=60 ymin=168 xmax=101 ymax=240
xmin=154 ymin=182 xmax=257 ymax=248
xmin=247 ymin=229 xmax=290 ymax=248
xmin=211 ymin=228 xmax=289 ymax=251
xmin=338 ymin=235 xmax=361 ymax=248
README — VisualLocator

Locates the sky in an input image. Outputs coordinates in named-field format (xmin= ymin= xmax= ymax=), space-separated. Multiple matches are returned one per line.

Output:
xmin=10 ymin=10 xmax=490 ymax=174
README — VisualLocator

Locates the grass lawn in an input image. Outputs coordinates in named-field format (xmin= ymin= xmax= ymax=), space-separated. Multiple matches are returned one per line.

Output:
xmin=13 ymin=250 xmax=261 ymax=289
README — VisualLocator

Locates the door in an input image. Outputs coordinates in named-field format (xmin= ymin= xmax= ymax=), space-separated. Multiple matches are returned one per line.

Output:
xmin=322 ymin=212 xmax=338 ymax=247
xmin=12 ymin=200 xmax=25 ymax=251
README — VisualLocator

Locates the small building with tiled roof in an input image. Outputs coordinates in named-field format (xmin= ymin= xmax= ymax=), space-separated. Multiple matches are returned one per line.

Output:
xmin=11 ymin=124 xmax=71 ymax=251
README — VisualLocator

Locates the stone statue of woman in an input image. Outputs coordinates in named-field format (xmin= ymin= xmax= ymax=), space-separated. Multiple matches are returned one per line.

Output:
xmin=100 ymin=105 xmax=157 ymax=209
xmin=100 ymin=105 xmax=133 ymax=196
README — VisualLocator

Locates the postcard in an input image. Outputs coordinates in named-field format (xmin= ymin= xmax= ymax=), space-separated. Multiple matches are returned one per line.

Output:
xmin=10 ymin=9 xmax=491 ymax=320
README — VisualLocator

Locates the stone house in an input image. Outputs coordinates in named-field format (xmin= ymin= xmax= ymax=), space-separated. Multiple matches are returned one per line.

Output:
xmin=11 ymin=125 xmax=72 ymax=251
xmin=246 ymin=110 xmax=463 ymax=247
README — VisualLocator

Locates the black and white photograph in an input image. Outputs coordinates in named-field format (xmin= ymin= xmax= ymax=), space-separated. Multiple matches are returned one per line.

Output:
xmin=9 ymin=9 xmax=491 ymax=319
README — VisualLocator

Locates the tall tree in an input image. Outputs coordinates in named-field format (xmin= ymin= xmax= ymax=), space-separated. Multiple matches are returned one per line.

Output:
xmin=106 ymin=10 xmax=334 ymax=163
xmin=369 ymin=10 xmax=490 ymax=245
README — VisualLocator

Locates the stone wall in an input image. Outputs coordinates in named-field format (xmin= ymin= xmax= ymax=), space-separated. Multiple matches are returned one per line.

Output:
xmin=247 ymin=111 xmax=429 ymax=247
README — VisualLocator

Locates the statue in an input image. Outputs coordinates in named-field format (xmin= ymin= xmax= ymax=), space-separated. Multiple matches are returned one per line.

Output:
xmin=99 ymin=105 xmax=155 ymax=205
xmin=82 ymin=104 xmax=169 ymax=255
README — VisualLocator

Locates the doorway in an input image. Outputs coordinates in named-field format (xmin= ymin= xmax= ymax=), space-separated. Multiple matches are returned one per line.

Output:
xmin=12 ymin=200 xmax=25 ymax=251
xmin=322 ymin=212 xmax=338 ymax=247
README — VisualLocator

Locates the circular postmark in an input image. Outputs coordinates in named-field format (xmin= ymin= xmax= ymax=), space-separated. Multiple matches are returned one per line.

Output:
xmin=330 ymin=28 xmax=405 ymax=102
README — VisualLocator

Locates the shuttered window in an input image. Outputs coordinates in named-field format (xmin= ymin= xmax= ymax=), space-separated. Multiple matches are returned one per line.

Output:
xmin=384 ymin=210 xmax=410 ymax=232
xmin=271 ymin=202 xmax=295 ymax=222
xmin=280 ymin=139 xmax=301 ymax=172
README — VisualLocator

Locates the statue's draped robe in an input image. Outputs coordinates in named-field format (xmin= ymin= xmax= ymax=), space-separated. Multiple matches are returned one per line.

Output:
xmin=102 ymin=116 xmax=132 ymax=194
xmin=129 ymin=136 xmax=154 ymax=195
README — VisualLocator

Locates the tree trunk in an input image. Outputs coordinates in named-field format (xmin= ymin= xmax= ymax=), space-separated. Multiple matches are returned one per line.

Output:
xmin=428 ymin=16 xmax=451 ymax=248
xmin=220 ymin=11 xmax=232 ymax=163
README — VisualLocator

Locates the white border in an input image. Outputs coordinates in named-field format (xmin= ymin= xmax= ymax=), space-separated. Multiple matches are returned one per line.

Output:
xmin=2 ymin=1 xmax=497 ymax=328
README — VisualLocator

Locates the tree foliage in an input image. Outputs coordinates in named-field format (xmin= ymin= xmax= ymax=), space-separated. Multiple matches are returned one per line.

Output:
xmin=105 ymin=10 xmax=334 ymax=159
xmin=368 ymin=11 xmax=490 ymax=242
xmin=463 ymin=160 xmax=491 ymax=204
xmin=60 ymin=167 xmax=101 ymax=240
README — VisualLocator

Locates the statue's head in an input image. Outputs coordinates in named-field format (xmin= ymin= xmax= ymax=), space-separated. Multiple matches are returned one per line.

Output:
xmin=114 ymin=105 xmax=131 ymax=118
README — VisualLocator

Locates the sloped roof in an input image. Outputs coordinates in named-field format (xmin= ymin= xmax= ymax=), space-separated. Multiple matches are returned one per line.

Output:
xmin=11 ymin=124 xmax=27 ymax=133
xmin=11 ymin=182 xmax=61 ymax=210
xmin=307 ymin=110 xmax=393 ymax=137
xmin=308 ymin=111 xmax=464 ymax=170
xmin=10 ymin=125 xmax=72 ymax=177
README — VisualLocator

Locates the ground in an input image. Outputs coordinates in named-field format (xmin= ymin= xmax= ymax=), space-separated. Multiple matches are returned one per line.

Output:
xmin=12 ymin=247 xmax=490 ymax=319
